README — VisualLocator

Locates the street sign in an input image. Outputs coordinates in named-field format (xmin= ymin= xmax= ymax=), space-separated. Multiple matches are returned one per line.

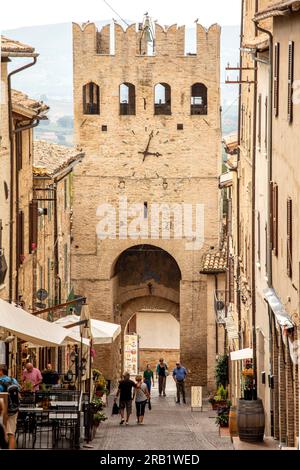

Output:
xmin=35 ymin=302 xmax=47 ymax=309
xmin=36 ymin=288 xmax=48 ymax=301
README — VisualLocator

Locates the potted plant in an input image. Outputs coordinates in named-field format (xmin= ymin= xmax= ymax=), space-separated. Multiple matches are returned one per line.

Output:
xmin=214 ymin=384 xmax=228 ymax=409
xmin=92 ymin=369 xmax=107 ymax=397
xmin=92 ymin=411 xmax=107 ymax=427
xmin=215 ymin=410 xmax=229 ymax=428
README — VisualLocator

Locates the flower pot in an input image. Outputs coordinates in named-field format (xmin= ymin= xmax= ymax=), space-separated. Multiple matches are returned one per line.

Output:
xmin=237 ymin=398 xmax=265 ymax=442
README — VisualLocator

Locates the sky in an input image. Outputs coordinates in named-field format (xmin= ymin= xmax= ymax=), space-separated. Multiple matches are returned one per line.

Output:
xmin=1 ymin=0 xmax=241 ymax=30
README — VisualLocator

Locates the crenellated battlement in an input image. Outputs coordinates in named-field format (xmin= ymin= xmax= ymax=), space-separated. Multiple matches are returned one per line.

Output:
xmin=72 ymin=20 xmax=220 ymax=58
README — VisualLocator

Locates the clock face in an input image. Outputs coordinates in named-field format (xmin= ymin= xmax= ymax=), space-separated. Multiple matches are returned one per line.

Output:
xmin=120 ymin=125 xmax=172 ymax=178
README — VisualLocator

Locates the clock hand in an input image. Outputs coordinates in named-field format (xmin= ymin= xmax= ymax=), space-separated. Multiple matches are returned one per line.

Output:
xmin=144 ymin=130 xmax=154 ymax=155
xmin=145 ymin=151 xmax=162 ymax=157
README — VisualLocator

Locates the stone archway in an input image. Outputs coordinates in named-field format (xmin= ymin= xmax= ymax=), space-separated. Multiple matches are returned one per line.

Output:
xmin=112 ymin=245 xmax=181 ymax=376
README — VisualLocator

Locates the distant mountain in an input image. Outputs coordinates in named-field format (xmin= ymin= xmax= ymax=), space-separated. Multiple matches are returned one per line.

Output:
xmin=4 ymin=22 xmax=240 ymax=141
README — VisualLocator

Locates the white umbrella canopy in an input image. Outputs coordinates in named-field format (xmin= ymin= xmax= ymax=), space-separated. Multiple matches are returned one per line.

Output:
xmin=54 ymin=315 xmax=121 ymax=344
xmin=0 ymin=299 xmax=88 ymax=347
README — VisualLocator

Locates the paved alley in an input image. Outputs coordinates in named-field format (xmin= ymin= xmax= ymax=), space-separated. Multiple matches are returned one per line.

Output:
xmin=91 ymin=379 xmax=233 ymax=451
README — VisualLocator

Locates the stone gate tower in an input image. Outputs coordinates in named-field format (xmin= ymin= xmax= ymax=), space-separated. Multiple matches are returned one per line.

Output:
xmin=72 ymin=19 xmax=221 ymax=389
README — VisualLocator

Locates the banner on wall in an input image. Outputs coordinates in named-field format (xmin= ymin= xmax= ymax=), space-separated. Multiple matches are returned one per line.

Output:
xmin=124 ymin=334 xmax=138 ymax=376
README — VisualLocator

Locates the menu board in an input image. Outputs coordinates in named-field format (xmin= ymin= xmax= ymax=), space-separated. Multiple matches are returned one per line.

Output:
xmin=124 ymin=334 xmax=138 ymax=376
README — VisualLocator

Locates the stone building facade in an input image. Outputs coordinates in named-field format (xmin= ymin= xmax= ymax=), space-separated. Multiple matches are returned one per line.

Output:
xmin=71 ymin=19 xmax=222 ymax=388
xmin=222 ymin=0 xmax=299 ymax=448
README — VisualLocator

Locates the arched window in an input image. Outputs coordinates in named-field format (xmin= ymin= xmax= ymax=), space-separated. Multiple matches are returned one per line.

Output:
xmin=191 ymin=83 xmax=207 ymax=115
xmin=154 ymin=83 xmax=171 ymax=115
xmin=83 ymin=82 xmax=100 ymax=115
xmin=119 ymin=83 xmax=136 ymax=115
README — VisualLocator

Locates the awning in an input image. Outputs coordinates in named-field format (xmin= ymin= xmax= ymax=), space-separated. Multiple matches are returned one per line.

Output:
xmin=219 ymin=172 xmax=233 ymax=189
xmin=0 ymin=299 xmax=89 ymax=347
xmin=230 ymin=348 xmax=253 ymax=361
xmin=54 ymin=315 xmax=121 ymax=344
xmin=263 ymin=288 xmax=294 ymax=328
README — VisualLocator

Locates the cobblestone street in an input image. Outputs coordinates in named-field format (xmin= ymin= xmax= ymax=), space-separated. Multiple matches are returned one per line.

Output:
xmin=92 ymin=380 xmax=233 ymax=451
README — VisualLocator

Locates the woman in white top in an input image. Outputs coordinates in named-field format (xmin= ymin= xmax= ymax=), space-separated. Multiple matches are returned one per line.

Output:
xmin=134 ymin=375 xmax=150 ymax=424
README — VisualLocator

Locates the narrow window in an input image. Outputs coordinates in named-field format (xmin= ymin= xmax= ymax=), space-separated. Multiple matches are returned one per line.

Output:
xmin=274 ymin=43 xmax=280 ymax=117
xmin=287 ymin=41 xmax=294 ymax=124
xmin=154 ymin=83 xmax=171 ymax=115
xmin=83 ymin=82 xmax=100 ymax=115
xmin=119 ymin=83 xmax=136 ymax=115
xmin=287 ymin=198 xmax=292 ymax=278
xmin=191 ymin=83 xmax=207 ymax=115
xmin=258 ymin=94 xmax=262 ymax=150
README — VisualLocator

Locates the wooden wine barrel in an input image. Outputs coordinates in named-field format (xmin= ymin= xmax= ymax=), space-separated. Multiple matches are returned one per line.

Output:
xmin=237 ymin=399 xmax=265 ymax=442
xmin=229 ymin=406 xmax=238 ymax=437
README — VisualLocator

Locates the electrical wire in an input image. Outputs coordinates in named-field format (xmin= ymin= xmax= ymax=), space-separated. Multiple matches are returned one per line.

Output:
xmin=102 ymin=0 xmax=129 ymax=27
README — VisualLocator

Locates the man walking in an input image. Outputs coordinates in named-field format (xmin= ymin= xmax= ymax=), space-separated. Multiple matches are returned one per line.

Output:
xmin=115 ymin=372 xmax=136 ymax=425
xmin=172 ymin=362 xmax=187 ymax=404
xmin=156 ymin=358 xmax=168 ymax=397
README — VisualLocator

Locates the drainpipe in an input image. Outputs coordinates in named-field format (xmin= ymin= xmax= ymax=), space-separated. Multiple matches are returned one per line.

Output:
xmin=251 ymin=0 xmax=259 ymax=398
xmin=214 ymin=275 xmax=219 ymax=355
xmin=14 ymin=119 xmax=40 ymax=304
xmin=7 ymin=57 xmax=37 ymax=303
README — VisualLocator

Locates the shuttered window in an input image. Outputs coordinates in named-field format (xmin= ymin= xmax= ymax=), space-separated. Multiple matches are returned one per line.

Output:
xmin=29 ymin=200 xmax=38 ymax=253
xmin=15 ymin=131 xmax=22 ymax=171
xmin=17 ymin=211 xmax=24 ymax=267
xmin=287 ymin=198 xmax=292 ymax=278
xmin=258 ymin=94 xmax=262 ymax=150
xmin=274 ymin=43 xmax=280 ymax=117
xmin=287 ymin=41 xmax=294 ymax=124
xmin=271 ymin=182 xmax=278 ymax=256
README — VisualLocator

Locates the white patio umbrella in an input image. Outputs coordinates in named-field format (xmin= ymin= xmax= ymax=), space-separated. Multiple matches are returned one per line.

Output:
xmin=54 ymin=315 xmax=121 ymax=344
xmin=0 ymin=299 xmax=89 ymax=347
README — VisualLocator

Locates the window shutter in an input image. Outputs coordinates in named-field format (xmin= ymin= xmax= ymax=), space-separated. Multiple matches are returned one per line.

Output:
xmin=287 ymin=198 xmax=292 ymax=278
xmin=257 ymin=211 xmax=261 ymax=262
xmin=270 ymin=181 xmax=273 ymax=250
xmin=258 ymin=94 xmax=262 ymax=150
xmin=272 ymin=183 xmax=278 ymax=256
xmin=16 ymin=131 xmax=22 ymax=171
xmin=264 ymin=96 xmax=268 ymax=150
xmin=287 ymin=41 xmax=294 ymax=124
xmin=29 ymin=201 xmax=38 ymax=253
xmin=274 ymin=43 xmax=280 ymax=117
xmin=17 ymin=211 xmax=24 ymax=267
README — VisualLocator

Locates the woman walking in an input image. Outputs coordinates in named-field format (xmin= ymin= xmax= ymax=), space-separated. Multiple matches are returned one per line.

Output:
xmin=134 ymin=375 xmax=150 ymax=425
